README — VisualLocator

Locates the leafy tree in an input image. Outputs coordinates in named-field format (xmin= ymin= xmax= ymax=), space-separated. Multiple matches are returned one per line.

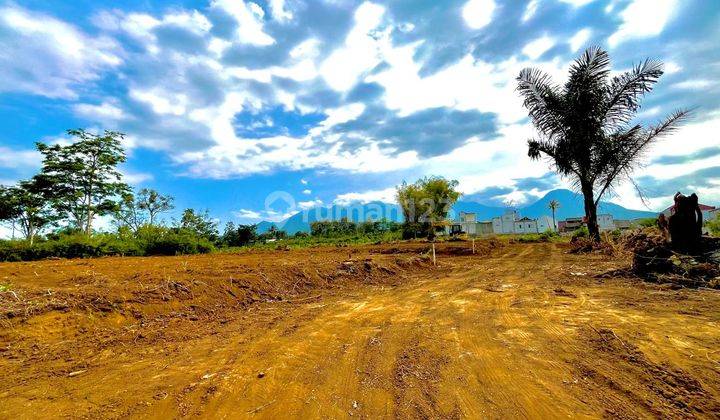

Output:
xmin=396 ymin=176 xmax=461 ymax=238
xmin=548 ymin=199 xmax=560 ymax=230
xmin=0 ymin=180 xmax=58 ymax=245
xmin=179 ymin=209 xmax=218 ymax=241
xmin=114 ymin=192 xmax=145 ymax=234
xmin=36 ymin=129 xmax=129 ymax=235
xmin=517 ymin=47 xmax=688 ymax=240
xmin=137 ymin=188 xmax=174 ymax=225
xmin=114 ymin=188 xmax=175 ymax=233
xmin=222 ymin=222 xmax=257 ymax=246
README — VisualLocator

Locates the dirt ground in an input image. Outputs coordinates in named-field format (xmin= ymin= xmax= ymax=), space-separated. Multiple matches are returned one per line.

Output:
xmin=1 ymin=240 xmax=719 ymax=419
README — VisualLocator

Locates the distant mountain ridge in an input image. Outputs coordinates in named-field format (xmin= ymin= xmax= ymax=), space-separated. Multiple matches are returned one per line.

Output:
xmin=257 ymin=189 xmax=658 ymax=234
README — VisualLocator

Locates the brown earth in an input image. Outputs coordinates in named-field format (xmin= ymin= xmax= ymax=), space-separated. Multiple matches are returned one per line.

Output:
xmin=1 ymin=240 xmax=719 ymax=419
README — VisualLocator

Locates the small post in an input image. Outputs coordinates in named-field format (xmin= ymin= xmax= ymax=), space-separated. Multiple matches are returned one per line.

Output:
xmin=432 ymin=243 xmax=436 ymax=266
xmin=472 ymin=238 xmax=476 ymax=254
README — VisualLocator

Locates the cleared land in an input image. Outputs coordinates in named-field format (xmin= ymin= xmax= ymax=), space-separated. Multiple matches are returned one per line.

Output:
xmin=1 ymin=241 xmax=719 ymax=418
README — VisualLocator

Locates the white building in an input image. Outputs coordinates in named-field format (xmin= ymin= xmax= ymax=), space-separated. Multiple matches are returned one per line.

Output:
xmin=492 ymin=210 xmax=520 ymax=234
xmin=598 ymin=214 xmax=614 ymax=231
xmin=492 ymin=210 xmax=555 ymax=235
xmin=513 ymin=217 xmax=537 ymax=234
xmin=458 ymin=212 xmax=477 ymax=235
xmin=536 ymin=215 xmax=555 ymax=232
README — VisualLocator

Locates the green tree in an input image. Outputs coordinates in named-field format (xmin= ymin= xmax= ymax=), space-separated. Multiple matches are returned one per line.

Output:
xmin=179 ymin=209 xmax=218 ymax=241
xmin=396 ymin=176 xmax=461 ymax=239
xmin=114 ymin=192 xmax=145 ymax=234
xmin=517 ymin=47 xmax=688 ymax=240
xmin=222 ymin=222 xmax=257 ymax=246
xmin=548 ymin=199 xmax=560 ymax=231
xmin=0 ymin=180 xmax=58 ymax=245
xmin=114 ymin=188 xmax=174 ymax=233
xmin=36 ymin=129 xmax=129 ymax=235
xmin=137 ymin=188 xmax=174 ymax=226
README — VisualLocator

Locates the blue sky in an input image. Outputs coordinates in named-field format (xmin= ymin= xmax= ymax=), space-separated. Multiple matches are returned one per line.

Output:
xmin=1 ymin=0 xmax=719 ymax=228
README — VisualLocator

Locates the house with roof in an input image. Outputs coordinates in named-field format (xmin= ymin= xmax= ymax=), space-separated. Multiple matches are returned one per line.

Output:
xmin=662 ymin=202 xmax=717 ymax=222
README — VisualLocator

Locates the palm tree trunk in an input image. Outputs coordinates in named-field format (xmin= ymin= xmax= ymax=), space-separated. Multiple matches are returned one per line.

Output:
xmin=551 ymin=209 xmax=556 ymax=231
xmin=580 ymin=180 xmax=600 ymax=241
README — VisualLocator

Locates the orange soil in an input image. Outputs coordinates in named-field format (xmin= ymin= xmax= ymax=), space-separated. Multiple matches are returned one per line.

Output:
xmin=1 ymin=241 xmax=719 ymax=419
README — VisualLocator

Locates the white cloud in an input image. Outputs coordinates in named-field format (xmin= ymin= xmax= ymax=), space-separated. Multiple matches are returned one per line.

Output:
xmin=298 ymin=199 xmax=322 ymax=210
xmin=73 ymin=101 xmax=126 ymax=121
xmin=462 ymin=0 xmax=496 ymax=30
xmin=211 ymin=0 xmax=275 ymax=46
xmin=130 ymin=88 xmax=189 ymax=116
xmin=269 ymin=0 xmax=293 ymax=22
xmin=121 ymin=170 xmax=154 ymax=185
xmin=608 ymin=0 xmax=679 ymax=47
xmin=333 ymin=187 xmax=397 ymax=206
xmin=302 ymin=189 xmax=312 ymax=195
xmin=569 ymin=28 xmax=591 ymax=52
xmin=300 ymin=178 xmax=308 ymax=185
xmin=522 ymin=0 xmax=539 ymax=22
xmin=522 ymin=35 xmax=556 ymax=60
xmin=671 ymin=79 xmax=715 ymax=91
xmin=0 ymin=5 xmax=121 ymax=99
xmin=234 ymin=209 xmax=263 ymax=220
xmin=0 ymin=147 xmax=42 ymax=170
xmin=320 ymin=1 xmax=386 ymax=91
xmin=558 ymin=0 xmax=595 ymax=6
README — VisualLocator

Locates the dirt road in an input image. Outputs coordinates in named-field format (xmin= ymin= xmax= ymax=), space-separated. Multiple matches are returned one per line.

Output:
xmin=1 ymin=242 xmax=719 ymax=418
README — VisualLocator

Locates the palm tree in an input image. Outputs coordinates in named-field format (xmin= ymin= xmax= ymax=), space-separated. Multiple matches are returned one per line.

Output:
xmin=548 ymin=199 xmax=560 ymax=231
xmin=516 ymin=47 xmax=688 ymax=241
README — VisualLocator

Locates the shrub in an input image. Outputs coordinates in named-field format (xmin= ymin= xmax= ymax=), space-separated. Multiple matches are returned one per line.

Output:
xmin=571 ymin=226 xmax=589 ymax=241
xmin=0 ymin=227 xmax=214 ymax=262
xmin=707 ymin=213 xmax=720 ymax=237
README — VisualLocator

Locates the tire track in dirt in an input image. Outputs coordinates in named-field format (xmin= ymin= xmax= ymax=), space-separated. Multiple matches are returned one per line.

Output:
xmin=2 ymin=242 xmax=720 ymax=418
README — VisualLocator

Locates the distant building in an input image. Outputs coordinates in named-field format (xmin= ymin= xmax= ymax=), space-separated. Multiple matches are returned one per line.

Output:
xmin=598 ymin=214 xmax=614 ymax=231
xmin=536 ymin=215 xmax=554 ymax=232
xmin=447 ymin=211 xmax=552 ymax=236
xmin=613 ymin=219 xmax=633 ymax=230
xmin=558 ymin=214 xmax=614 ymax=232
xmin=561 ymin=217 xmax=584 ymax=233
xmin=662 ymin=202 xmax=717 ymax=222
xmin=513 ymin=217 xmax=537 ymax=234
xmin=492 ymin=210 xmax=520 ymax=234
xmin=458 ymin=212 xmax=477 ymax=235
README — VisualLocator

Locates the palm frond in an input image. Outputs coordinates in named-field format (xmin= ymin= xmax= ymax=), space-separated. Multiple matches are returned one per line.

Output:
xmin=603 ymin=59 xmax=664 ymax=131
xmin=516 ymin=68 xmax=566 ymax=140
xmin=568 ymin=46 xmax=611 ymax=83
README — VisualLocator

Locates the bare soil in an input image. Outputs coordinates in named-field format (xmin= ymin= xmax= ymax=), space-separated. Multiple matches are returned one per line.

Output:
xmin=1 ymin=241 xmax=719 ymax=419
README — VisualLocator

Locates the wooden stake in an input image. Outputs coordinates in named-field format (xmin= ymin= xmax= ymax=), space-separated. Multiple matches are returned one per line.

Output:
xmin=432 ymin=243 xmax=436 ymax=266
xmin=472 ymin=238 xmax=476 ymax=254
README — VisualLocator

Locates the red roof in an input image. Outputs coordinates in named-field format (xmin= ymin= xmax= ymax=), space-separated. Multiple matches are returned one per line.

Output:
xmin=663 ymin=203 xmax=717 ymax=214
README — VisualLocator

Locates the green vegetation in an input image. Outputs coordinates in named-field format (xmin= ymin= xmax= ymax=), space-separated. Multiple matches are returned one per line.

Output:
xmin=518 ymin=47 xmax=688 ymax=241
xmin=637 ymin=217 xmax=657 ymax=228
xmin=571 ymin=226 xmax=590 ymax=241
xmin=513 ymin=230 xmax=561 ymax=243
xmin=0 ymin=283 xmax=10 ymax=292
xmin=396 ymin=176 xmax=461 ymax=240
xmin=707 ymin=213 xmax=720 ymax=237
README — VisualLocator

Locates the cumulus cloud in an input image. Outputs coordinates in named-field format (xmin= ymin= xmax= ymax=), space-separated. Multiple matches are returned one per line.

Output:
xmin=1 ymin=0 xmax=715 ymax=216
xmin=0 ymin=5 xmax=121 ymax=99
xmin=608 ymin=0 xmax=679 ymax=47
xmin=333 ymin=187 xmax=397 ymax=206
xmin=461 ymin=0 xmax=496 ymax=30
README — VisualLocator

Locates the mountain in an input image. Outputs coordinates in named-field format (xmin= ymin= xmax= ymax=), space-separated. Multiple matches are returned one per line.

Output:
xmin=257 ymin=189 xmax=659 ymax=234
xmin=520 ymin=189 xmax=658 ymax=220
